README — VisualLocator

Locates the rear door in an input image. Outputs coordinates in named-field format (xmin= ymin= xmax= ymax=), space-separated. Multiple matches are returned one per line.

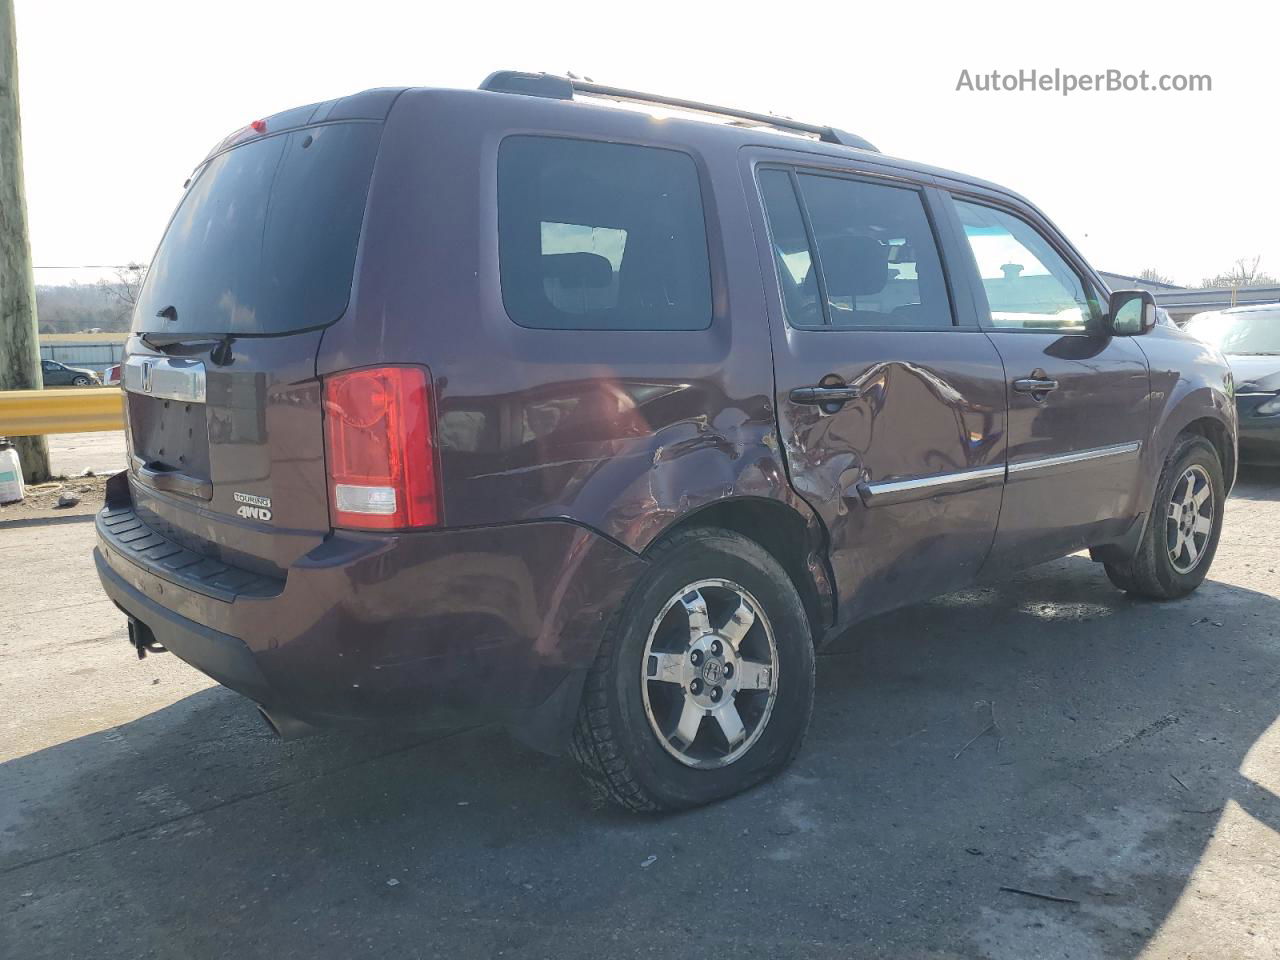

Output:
xmin=746 ymin=153 xmax=1008 ymax=625
xmin=121 ymin=104 xmax=389 ymax=574
xmin=938 ymin=192 xmax=1150 ymax=569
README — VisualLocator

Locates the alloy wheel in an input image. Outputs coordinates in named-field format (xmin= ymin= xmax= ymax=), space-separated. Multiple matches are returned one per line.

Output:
xmin=640 ymin=578 xmax=779 ymax=769
xmin=1167 ymin=464 xmax=1214 ymax=574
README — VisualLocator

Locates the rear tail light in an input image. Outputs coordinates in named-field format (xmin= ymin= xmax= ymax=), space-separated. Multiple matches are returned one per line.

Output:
xmin=322 ymin=366 xmax=439 ymax=530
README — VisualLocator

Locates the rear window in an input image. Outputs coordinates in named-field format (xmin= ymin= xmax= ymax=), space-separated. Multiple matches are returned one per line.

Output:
xmin=497 ymin=136 xmax=712 ymax=331
xmin=795 ymin=174 xmax=953 ymax=329
xmin=134 ymin=121 xmax=382 ymax=336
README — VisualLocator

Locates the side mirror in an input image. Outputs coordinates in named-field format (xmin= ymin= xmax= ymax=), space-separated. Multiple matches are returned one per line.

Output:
xmin=1106 ymin=289 xmax=1157 ymax=336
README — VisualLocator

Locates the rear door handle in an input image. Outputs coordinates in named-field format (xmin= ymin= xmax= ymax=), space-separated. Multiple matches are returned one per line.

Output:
xmin=789 ymin=384 xmax=862 ymax=405
xmin=1012 ymin=377 xmax=1059 ymax=395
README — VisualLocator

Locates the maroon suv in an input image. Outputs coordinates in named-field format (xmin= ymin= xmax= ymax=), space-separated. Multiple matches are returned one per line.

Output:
xmin=95 ymin=72 xmax=1237 ymax=810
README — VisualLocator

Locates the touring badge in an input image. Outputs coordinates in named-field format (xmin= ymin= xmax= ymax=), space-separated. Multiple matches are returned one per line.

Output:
xmin=233 ymin=491 xmax=272 ymax=522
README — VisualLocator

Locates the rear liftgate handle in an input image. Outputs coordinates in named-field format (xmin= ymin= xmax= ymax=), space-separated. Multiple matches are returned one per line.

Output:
xmin=133 ymin=459 xmax=214 ymax=501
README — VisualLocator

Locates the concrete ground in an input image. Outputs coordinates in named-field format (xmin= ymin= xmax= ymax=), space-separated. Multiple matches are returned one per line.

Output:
xmin=2 ymin=468 xmax=1279 ymax=960
xmin=45 ymin=430 xmax=127 ymax=478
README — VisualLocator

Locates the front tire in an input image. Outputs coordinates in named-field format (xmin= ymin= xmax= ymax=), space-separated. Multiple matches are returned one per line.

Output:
xmin=1104 ymin=434 xmax=1225 ymax=599
xmin=570 ymin=527 xmax=815 ymax=811
xmin=72 ymin=376 xmax=91 ymax=387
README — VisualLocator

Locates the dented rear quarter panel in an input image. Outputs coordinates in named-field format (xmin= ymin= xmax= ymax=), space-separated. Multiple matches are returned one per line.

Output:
xmin=320 ymin=89 xmax=815 ymax=555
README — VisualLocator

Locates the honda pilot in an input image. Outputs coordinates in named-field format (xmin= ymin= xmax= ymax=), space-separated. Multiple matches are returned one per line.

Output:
xmin=95 ymin=72 xmax=1237 ymax=810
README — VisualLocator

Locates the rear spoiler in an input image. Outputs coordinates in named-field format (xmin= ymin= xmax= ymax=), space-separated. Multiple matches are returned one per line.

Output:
xmin=197 ymin=87 xmax=406 ymax=168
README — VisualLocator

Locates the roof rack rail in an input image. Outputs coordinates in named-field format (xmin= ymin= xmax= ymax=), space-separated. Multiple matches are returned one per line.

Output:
xmin=478 ymin=70 xmax=878 ymax=153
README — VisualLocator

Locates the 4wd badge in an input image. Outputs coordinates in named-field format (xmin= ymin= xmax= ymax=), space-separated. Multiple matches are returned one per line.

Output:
xmin=233 ymin=491 xmax=272 ymax=522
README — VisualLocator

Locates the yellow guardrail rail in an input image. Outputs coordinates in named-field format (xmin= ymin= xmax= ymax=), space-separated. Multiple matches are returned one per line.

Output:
xmin=0 ymin=388 xmax=124 ymax=436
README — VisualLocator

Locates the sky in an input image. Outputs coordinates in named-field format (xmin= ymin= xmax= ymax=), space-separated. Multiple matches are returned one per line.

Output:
xmin=16 ymin=0 xmax=1280 ymax=290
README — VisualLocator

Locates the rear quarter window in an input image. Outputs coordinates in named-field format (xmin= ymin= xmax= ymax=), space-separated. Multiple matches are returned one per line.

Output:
xmin=497 ymin=136 xmax=712 ymax=331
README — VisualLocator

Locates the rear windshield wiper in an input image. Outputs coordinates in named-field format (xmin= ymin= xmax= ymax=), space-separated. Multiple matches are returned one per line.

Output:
xmin=138 ymin=331 xmax=235 ymax=365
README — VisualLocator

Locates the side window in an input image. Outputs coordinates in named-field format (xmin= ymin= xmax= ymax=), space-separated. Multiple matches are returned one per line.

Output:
xmin=758 ymin=169 xmax=823 ymax=328
xmin=497 ymin=136 xmax=712 ymax=331
xmin=797 ymin=174 xmax=953 ymax=329
xmin=951 ymin=199 xmax=1094 ymax=331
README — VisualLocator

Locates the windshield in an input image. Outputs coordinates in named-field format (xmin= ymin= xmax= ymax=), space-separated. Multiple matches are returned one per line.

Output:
xmin=1186 ymin=310 xmax=1280 ymax=354
xmin=134 ymin=121 xmax=382 ymax=336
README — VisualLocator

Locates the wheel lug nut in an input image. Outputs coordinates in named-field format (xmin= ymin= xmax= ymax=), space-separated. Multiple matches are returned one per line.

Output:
xmin=690 ymin=650 xmax=703 ymax=666
xmin=690 ymin=679 xmax=704 ymax=695
xmin=710 ymin=686 xmax=722 ymax=702
xmin=710 ymin=640 xmax=722 ymax=656
xmin=723 ymin=662 xmax=734 ymax=678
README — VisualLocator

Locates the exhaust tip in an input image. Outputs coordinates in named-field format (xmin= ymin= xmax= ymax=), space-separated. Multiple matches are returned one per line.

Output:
xmin=258 ymin=705 xmax=320 ymax=741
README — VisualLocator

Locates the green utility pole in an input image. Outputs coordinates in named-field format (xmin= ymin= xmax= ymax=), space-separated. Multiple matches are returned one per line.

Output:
xmin=0 ymin=0 xmax=51 ymax=483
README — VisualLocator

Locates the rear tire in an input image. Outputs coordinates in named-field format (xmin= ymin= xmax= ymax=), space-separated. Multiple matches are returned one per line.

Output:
xmin=570 ymin=527 xmax=815 ymax=811
xmin=1104 ymin=434 xmax=1224 ymax=599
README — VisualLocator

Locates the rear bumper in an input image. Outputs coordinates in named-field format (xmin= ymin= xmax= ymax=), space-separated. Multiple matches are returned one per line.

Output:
xmin=94 ymin=487 xmax=645 ymax=753
xmin=96 ymin=549 xmax=273 ymax=703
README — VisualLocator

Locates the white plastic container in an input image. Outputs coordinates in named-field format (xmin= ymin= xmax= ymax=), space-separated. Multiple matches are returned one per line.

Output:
xmin=0 ymin=444 xmax=24 ymax=504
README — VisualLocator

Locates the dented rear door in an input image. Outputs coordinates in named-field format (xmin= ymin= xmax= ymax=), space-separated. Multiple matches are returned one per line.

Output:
xmin=746 ymin=152 xmax=1008 ymax=624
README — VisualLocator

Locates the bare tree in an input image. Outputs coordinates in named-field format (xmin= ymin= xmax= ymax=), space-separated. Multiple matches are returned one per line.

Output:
xmin=97 ymin=261 xmax=147 ymax=323
xmin=37 ymin=282 xmax=131 ymax=333
xmin=1138 ymin=267 xmax=1176 ymax=285
xmin=1201 ymin=256 xmax=1278 ymax=289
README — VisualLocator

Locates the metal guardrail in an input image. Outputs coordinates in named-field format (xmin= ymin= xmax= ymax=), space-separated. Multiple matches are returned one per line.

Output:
xmin=0 ymin=388 xmax=124 ymax=436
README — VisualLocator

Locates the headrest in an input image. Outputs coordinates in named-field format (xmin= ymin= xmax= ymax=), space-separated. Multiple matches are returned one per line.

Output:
xmin=820 ymin=236 xmax=888 ymax=297
xmin=542 ymin=252 xmax=613 ymax=288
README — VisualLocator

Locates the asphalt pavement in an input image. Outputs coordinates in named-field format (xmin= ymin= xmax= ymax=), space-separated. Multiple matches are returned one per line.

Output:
xmin=3 ymin=467 xmax=1280 ymax=959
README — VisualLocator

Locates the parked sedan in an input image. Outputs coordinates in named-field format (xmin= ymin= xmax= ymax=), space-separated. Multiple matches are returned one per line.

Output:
xmin=1186 ymin=304 xmax=1280 ymax=464
xmin=41 ymin=359 xmax=102 ymax=387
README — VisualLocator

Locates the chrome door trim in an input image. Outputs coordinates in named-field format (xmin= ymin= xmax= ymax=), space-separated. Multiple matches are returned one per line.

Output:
xmin=857 ymin=440 xmax=1142 ymax=506
xmin=1007 ymin=441 xmax=1141 ymax=479
xmin=123 ymin=356 xmax=206 ymax=404
xmin=858 ymin=463 xmax=1005 ymax=507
